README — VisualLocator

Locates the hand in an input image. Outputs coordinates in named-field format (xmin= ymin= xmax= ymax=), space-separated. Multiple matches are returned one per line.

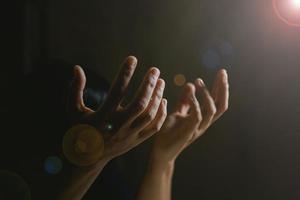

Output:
xmin=151 ymin=69 xmax=229 ymax=165
xmin=66 ymin=56 xmax=167 ymax=163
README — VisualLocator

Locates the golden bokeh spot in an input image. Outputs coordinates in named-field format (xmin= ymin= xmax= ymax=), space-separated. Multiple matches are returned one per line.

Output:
xmin=174 ymin=74 xmax=186 ymax=86
xmin=75 ymin=139 xmax=88 ymax=153
xmin=63 ymin=124 xmax=104 ymax=166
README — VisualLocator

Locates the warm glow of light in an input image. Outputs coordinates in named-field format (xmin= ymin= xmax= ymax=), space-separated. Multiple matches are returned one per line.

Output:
xmin=273 ymin=0 xmax=300 ymax=27
xmin=174 ymin=74 xmax=186 ymax=87
xmin=292 ymin=0 xmax=300 ymax=8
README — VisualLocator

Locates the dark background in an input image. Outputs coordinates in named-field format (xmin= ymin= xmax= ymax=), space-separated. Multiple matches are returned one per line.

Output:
xmin=3 ymin=0 xmax=300 ymax=199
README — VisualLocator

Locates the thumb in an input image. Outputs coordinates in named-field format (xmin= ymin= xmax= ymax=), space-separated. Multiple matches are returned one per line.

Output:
xmin=71 ymin=65 xmax=87 ymax=111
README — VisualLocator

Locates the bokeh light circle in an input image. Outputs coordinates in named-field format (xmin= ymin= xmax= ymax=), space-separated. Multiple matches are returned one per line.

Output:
xmin=201 ymin=49 xmax=221 ymax=69
xmin=44 ymin=156 xmax=63 ymax=175
xmin=294 ymin=0 xmax=300 ymax=7
xmin=174 ymin=74 xmax=186 ymax=86
xmin=200 ymin=39 xmax=234 ymax=70
xmin=273 ymin=0 xmax=300 ymax=27
xmin=219 ymin=41 xmax=234 ymax=57
xmin=0 ymin=171 xmax=31 ymax=200
xmin=63 ymin=124 xmax=104 ymax=166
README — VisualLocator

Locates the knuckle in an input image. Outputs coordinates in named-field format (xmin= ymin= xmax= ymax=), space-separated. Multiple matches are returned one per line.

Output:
xmin=122 ymin=70 xmax=131 ymax=80
xmin=162 ymin=109 xmax=167 ymax=118
xmin=148 ymin=124 xmax=161 ymax=133
xmin=207 ymin=106 xmax=217 ymax=116
xmin=145 ymin=111 xmax=155 ymax=122
xmin=146 ymin=77 xmax=156 ymax=88
xmin=195 ymin=112 xmax=202 ymax=123
xmin=135 ymin=99 xmax=148 ymax=112
xmin=124 ymin=65 xmax=134 ymax=78
xmin=220 ymin=104 xmax=229 ymax=113
xmin=153 ymin=124 xmax=161 ymax=132
xmin=156 ymin=91 xmax=163 ymax=99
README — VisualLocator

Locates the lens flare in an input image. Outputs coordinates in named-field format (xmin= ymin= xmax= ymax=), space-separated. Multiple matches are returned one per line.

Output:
xmin=0 ymin=171 xmax=31 ymax=199
xmin=44 ymin=156 xmax=63 ymax=174
xmin=174 ymin=74 xmax=186 ymax=86
xmin=293 ymin=0 xmax=300 ymax=8
xmin=273 ymin=0 xmax=300 ymax=27
xmin=202 ymin=49 xmax=221 ymax=69
xmin=63 ymin=124 xmax=104 ymax=166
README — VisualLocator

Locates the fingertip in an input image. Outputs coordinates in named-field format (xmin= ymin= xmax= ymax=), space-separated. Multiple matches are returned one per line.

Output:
xmin=162 ymin=98 xmax=168 ymax=106
xmin=73 ymin=65 xmax=85 ymax=80
xmin=195 ymin=78 xmax=205 ymax=88
xmin=73 ymin=66 xmax=86 ymax=91
xmin=157 ymin=78 xmax=165 ymax=88
xmin=219 ymin=68 xmax=227 ymax=73
xmin=149 ymin=67 xmax=160 ymax=77
xmin=162 ymin=98 xmax=168 ymax=114
xmin=218 ymin=69 xmax=228 ymax=81
xmin=127 ymin=55 xmax=137 ymax=62
xmin=184 ymin=83 xmax=196 ymax=94
xmin=73 ymin=65 xmax=80 ymax=75
xmin=125 ymin=56 xmax=138 ymax=68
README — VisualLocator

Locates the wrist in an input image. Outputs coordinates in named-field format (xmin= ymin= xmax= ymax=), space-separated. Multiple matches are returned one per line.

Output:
xmin=92 ymin=156 xmax=110 ymax=170
xmin=75 ymin=156 xmax=110 ymax=176
xmin=150 ymin=148 xmax=176 ymax=167
xmin=148 ymin=153 xmax=175 ymax=175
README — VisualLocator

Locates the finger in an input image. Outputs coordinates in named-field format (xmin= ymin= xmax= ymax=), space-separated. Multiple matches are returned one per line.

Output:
xmin=211 ymin=69 xmax=223 ymax=101
xmin=100 ymin=56 xmax=138 ymax=114
xmin=180 ymin=85 xmax=202 ymax=145
xmin=186 ymin=83 xmax=202 ymax=126
xmin=138 ymin=98 xmax=168 ymax=142
xmin=130 ymin=79 xmax=165 ymax=131
xmin=124 ymin=67 xmax=160 ymax=124
xmin=175 ymin=83 xmax=194 ymax=115
xmin=195 ymin=78 xmax=216 ymax=129
xmin=213 ymin=69 xmax=229 ymax=122
xmin=69 ymin=65 xmax=87 ymax=112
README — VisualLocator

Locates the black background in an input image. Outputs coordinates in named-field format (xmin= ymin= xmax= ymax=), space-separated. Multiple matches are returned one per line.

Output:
xmin=3 ymin=0 xmax=300 ymax=199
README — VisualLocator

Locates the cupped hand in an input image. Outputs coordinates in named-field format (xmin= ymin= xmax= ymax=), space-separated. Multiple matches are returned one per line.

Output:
xmin=66 ymin=56 xmax=167 ymax=163
xmin=151 ymin=69 xmax=229 ymax=164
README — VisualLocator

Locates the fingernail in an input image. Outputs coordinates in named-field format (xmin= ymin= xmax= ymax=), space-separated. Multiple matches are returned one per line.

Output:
xmin=151 ymin=68 xmax=160 ymax=77
xmin=127 ymin=56 xmax=137 ymax=66
xmin=158 ymin=79 xmax=165 ymax=88
xmin=163 ymin=98 xmax=168 ymax=105
xmin=197 ymin=79 xmax=205 ymax=87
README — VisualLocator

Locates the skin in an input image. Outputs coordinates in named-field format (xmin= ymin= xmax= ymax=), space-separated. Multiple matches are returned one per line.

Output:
xmin=137 ymin=69 xmax=229 ymax=200
xmin=58 ymin=56 xmax=168 ymax=200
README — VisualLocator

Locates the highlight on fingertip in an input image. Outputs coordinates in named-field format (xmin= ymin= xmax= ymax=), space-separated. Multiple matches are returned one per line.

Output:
xmin=149 ymin=67 xmax=160 ymax=76
xmin=157 ymin=78 xmax=166 ymax=88
xmin=219 ymin=69 xmax=228 ymax=82
xmin=195 ymin=78 xmax=205 ymax=88
xmin=162 ymin=98 xmax=168 ymax=105
xmin=219 ymin=68 xmax=227 ymax=75
xmin=185 ymin=83 xmax=196 ymax=94
xmin=74 ymin=65 xmax=82 ymax=71
xmin=126 ymin=56 xmax=138 ymax=66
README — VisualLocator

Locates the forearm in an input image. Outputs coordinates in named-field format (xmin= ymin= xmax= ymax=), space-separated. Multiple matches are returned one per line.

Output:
xmin=57 ymin=157 xmax=109 ymax=200
xmin=137 ymin=156 xmax=175 ymax=200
